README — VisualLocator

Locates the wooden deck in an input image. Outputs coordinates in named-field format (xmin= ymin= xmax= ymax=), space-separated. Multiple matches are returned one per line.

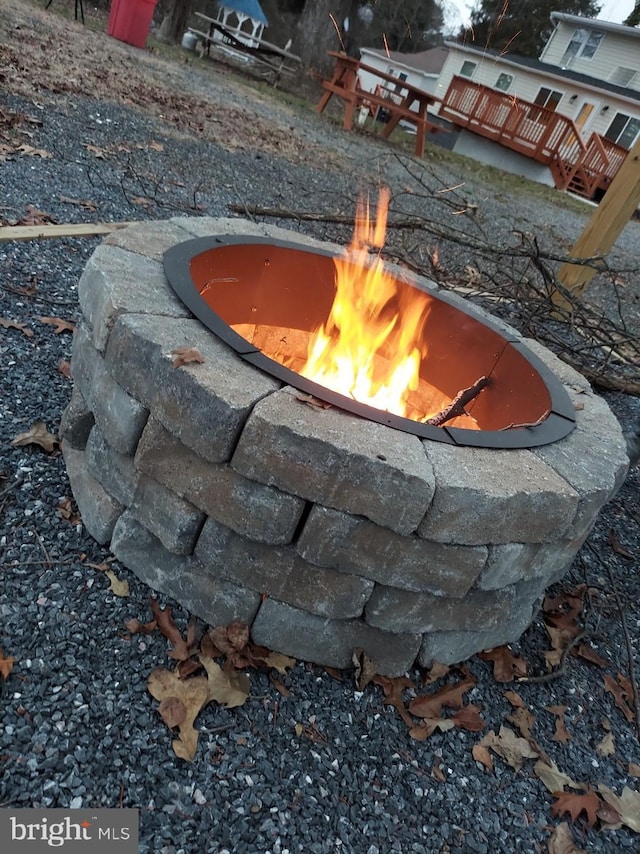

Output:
xmin=439 ymin=76 xmax=628 ymax=200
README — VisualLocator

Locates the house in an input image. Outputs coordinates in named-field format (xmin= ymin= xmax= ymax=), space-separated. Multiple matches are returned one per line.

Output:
xmin=358 ymin=45 xmax=449 ymax=101
xmin=212 ymin=0 xmax=268 ymax=51
xmin=432 ymin=13 xmax=640 ymax=199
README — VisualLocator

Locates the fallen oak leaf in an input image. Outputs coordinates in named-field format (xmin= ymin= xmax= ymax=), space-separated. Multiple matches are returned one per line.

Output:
xmin=597 ymin=784 xmax=640 ymax=832
xmin=596 ymin=731 xmax=615 ymax=757
xmin=158 ymin=695 xmax=186 ymax=728
xmin=547 ymin=822 xmax=587 ymax=854
xmin=533 ymin=759 xmax=584 ymax=794
xmin=11 ymin=422 xmax=59 ymax=453
xmin=507 ymin=705 xmax=535 ymax=740
xmin=453 ymin=703 xmax=486 ymax=732
xmin=478 ymin=646 xmax=527 ymax=682
xmin=602 ymin=673 xmax=635 ymax=723
xmin=199 ymin=655 xmax=250 ymax=708
xmin=546 ymin=705 xmax=572 ymax=744
xmin=352 ymin=647 xmax=376 ymax=692
xmin=258 ymin=650 xmax=295 ymax=675
xmin=574 ymin=643 xmax=609 ymax=669
xmin=38 ymin=316 xmax=76 ymax=334
xmin=409 ymin=718 xmax=456 ymax=740
xmin=58 ymin=195 xmax=97 ymax=211
xmin=147 ymin=667 xmax=208 ymax=761
xmin=372 ymin=675 xmax=416 ymax=729
xmin=295 ymin=393 xmax=332 ymax=410
xmin=423 ymin=661 xmax=451 ymax=685
xmin=550 ymin=788 xmax=602 ymax=828
xmin=16 ymin=144 xmax=51 ymax=158
xmin=125 ymin=617 xmax=157 ymax=635
xmin=58 ymin=359 xmax=71 ymax=378
xmin=150 ymin=599 xmax=190 ymax=661
xmin=478 ymin=725 xmax=539 ymax=772
xmin=0 ymin=317 xmax=34 ymax=338
xmin=408 ymin=673 xmax=477 ymax=719
xmin=608 ymin=529 xmax=634 ymax=560
xmin=105 ymin=569 xmax=129 ymax=597
xmin=171 ymin=346 xmax=205 ymax=368
xmin=0 ymin=650 xmax=16 ymax=680
xmin=472 ymin=742 xmax=494 ymax=772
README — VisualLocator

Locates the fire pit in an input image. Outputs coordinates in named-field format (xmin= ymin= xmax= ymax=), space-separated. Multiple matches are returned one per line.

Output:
xmin=61 ymin=216 xmax=629 ymax=676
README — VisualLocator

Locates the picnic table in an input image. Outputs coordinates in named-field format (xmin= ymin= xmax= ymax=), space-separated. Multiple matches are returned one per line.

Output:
xmin=316 ymin=51 xmax=440 ymax=158
xmin=189 ymin=13 xmax=301 ymax=84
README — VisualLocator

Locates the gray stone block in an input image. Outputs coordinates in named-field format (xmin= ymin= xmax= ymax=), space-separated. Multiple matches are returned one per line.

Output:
xmin=105 ymin=313 xmax=279 ymax=463
xmin=418 ymin=442 xmax=579 ymax=544
xmin=297 ymin=505 xmax=486 ymax=596
xmin=62 ymin=443 xmax=123 ymax=544
xmin=195 ymin=517 xmax=374 ymax=619
xmin=71 ymin=324 xmax=148 ymax=456
xmin=418 ymin=599 xmax=538 ymax=667
xmin=111 ymin=511 xmax=261 ymax=627
xmin=59 ymin=386 xmax=94 ymax=450
xmin=251 ymin=598 xmax=422 ymax=677
xmin=104 ymin=220 xmax=195 ymax=262
xmin=135 ymin=418 xmax=304 ymax=544
xmin=478 ymin=543 xmax=543 ymax=590
xmin=533 ymin=391 xmax=629 ymax=535
xmin=232 ymin=387 xmax=435 ymax=535
xmin=130 ymin=475 xmax=205 ymax=555
xmin=85 ymin=425 xmax=138 ymax=507
xmin=77 ymin=243 xmax=191 ymax=352
xmin=364 ymin=583 xmax=515 ymax=634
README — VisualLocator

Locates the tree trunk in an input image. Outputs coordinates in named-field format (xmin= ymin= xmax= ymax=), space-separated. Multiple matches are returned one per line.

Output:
xmin=292 ymin=0 xmax=361 ymax=75
xmin=156 ymin=0 xmax=191 ymax=45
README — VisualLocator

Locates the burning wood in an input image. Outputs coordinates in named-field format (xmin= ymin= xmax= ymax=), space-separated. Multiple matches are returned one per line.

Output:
xmin=426 ymin=376 xmax=491 ymax=427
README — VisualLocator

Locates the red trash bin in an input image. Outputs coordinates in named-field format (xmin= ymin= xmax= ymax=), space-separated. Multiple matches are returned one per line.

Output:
xmin=107 ymin=0 xmax=157 ymax=49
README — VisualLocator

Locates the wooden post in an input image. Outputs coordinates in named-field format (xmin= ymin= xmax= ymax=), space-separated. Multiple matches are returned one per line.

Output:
xmin=552 ymin=135 xmax=640 ymax=310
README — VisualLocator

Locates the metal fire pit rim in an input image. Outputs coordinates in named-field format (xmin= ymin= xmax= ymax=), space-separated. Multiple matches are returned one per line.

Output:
xmin=163 ymin=234 xmax=576 ymax=449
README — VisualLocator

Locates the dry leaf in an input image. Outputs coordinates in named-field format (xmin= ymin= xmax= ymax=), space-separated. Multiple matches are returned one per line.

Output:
xmin=147 ymin=668 xmax=208 ymax=761
xmin=597 ymin=784 xmax=640 ymax=832
xmin=628 ymin=763 xmax=640 ymax=778
xmin=608 ymin=529 xmax=634 ymax=559
xmin=38 ymin=316 xmax=76 ymax=334
xmin=504 ymin=689 xmax=525 ymax=708
xmin=373 ymin=675 xmax=416 ymax=729
xmin=295 ymin=393 xmax=332 ymax=410
xmin=546 ymin=705 xmax=571 ymax=744
xmin=574 ymin=643 xmax=609 ymax=669
xmin=85 ymin=144 xmax=107 ymax=159
xmin=423 ymin=661 xmax=451 ymax=685
xmin=534 ymin=760 xmax=583 ymax=794
xmin=478 ymin=646 xmax=527 ymax=682
xmin=550 ymin=788 xmax=602 ymax=828
xmin=603 ymin=673 xmax=635 ymax=722
xmin=0 ymin=317 xmax=34 ymax=338
xmin=148 ymin=141 xmax=165 ymax=151
xmin=158 ymin=696 xmax=186 ymax=728
xmin=105 ymin=569 xmax=130 ymax=597
xmin=150 ymin=599 xmax=190 ymax=661
xmin=125 ymin=618 xmax=157 ymax=635
xmin=409 ymin=719 xmax=455 ymax=740
xmin=596 ymin=731 xmax=615 ymax=757
xmin=547 ymin=822 xmax=587 ymax=854
xmin=453 ymin=703 xmax=486 ymax=732
xmin=16 ymin=143 xmax=51 ymax=158
xmin=507 ymin=705 xmax=535 ymax=740
xmin=11 ymin=422 xmax=59 ymax=453
xmin=56 ymin=497 xmax=81 ymax=524
xmin=0 ymin=650 xmax=16 ymax=680
xmin=171 ymin=346 xmax=205 ymax=368
xmin=353 ymin=647 xmax=376 ymax=691
xmin=58 ymin=359 xmax=72 ymax=378
xmin=260 ymin=650 xmax=295 ymax=675
xmin=472 ymin=742 xmax=494 ymax=772
xmin=408 ymin=674 xmax=477 ymax=719
xmin=199 ymin=655 xmax=250 ymax=708
xmin=479 ymin=725 xmax=539 ymax=771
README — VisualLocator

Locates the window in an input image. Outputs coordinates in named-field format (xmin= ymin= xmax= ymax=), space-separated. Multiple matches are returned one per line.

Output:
xmin=528 ymin=87 xmax=563 ymax=122
xmin=604 ymin=113 xmax=640 ymax=149
xmin=495 ymin=73 xmax=513 ymax=92
xmin=561 ymin=28 xmax=604 ymax=65
xmin=609 ymin=67 xmax=637 ymax=88
xmin=460 ymin=61 xmax=477 ymax=78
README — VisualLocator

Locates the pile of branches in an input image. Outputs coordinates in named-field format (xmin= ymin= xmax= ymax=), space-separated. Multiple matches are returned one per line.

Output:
xmin=232 ymin=153 xmax=640 ymax=397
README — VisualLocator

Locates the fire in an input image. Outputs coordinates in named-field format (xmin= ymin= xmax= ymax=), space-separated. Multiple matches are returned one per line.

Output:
xmin=298 ymin=189 xmax=431 ymax=418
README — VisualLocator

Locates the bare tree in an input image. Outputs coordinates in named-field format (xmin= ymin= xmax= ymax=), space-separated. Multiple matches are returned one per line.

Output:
xmin=156 ymin=0 xmax=191 ymax=44
xmin=292 ymin=0 xmax=362 ymax=74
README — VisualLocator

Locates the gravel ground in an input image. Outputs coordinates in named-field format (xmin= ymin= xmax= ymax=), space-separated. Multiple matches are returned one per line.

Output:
xmin=2 ymin=4 xmax=640 ymax=853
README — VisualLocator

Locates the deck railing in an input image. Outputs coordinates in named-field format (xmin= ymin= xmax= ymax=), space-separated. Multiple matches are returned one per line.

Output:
xmin=439 ymin=76 xmax=628 ymax=197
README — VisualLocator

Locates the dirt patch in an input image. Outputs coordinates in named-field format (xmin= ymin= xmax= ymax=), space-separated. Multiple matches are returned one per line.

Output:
xmin=0 ymin=0 xmax=326 ymax=163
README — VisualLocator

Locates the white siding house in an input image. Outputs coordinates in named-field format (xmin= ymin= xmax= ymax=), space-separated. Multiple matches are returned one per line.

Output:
xmin=358 ymin=46 xmax=448 ymax=103
xmin=433 ymin=13 xmax=640 ymax=193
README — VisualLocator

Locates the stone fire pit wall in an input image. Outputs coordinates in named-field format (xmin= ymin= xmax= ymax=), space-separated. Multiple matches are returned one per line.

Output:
xmin=60 ymin=218 xmax=629 ymax=677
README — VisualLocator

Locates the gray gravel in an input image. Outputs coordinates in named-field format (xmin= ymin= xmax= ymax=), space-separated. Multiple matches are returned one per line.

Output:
xmin=1 ymin=56 xmax=640 ymax=854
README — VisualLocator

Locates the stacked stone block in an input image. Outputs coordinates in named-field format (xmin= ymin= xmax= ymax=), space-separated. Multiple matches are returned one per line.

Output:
xmin=60 ymin=218 xmax=630 ymax=676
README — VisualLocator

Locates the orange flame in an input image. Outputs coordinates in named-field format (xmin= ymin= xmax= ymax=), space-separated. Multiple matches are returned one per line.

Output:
xmin=299 ymin=189 xmax=431 ymax=418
